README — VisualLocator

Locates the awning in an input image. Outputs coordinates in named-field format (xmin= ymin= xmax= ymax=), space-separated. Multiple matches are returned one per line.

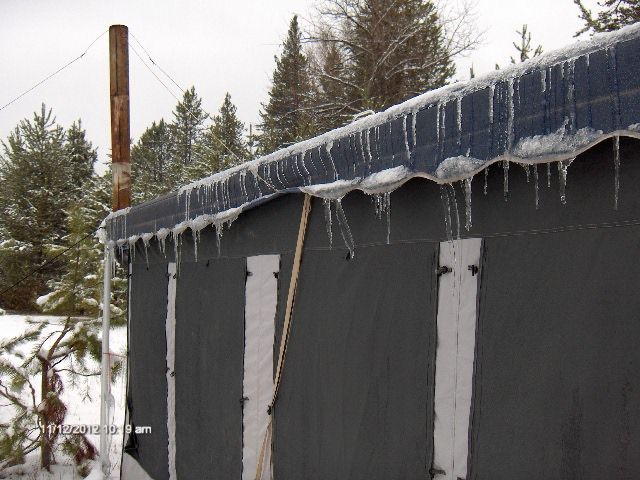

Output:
xmin=103 ymin=23 xmax=640 ymax=245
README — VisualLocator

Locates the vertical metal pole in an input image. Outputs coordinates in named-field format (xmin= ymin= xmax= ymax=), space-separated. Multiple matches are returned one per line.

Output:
xmin=109 ymin=24 xmax=131 ymax=211
xmin=100 ymin=246 xmax=112 ymax=474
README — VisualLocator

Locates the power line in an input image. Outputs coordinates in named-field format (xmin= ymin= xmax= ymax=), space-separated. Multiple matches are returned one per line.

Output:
xmin=0 ymin=30 xmax=108 ymax=114
xmin=128 ymin=41 xmax=242 ymax=163
xmin=129 ymin=33 xmax=186 ymax=95
xmin=128 ymin=43 xmax=182 ymax=105
xmin=128 ymin=33 xmax=278 ymax=192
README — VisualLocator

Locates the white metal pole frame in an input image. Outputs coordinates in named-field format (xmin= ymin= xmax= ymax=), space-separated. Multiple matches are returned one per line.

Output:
xmin=100 ymin=244 xmax=112 ymax=475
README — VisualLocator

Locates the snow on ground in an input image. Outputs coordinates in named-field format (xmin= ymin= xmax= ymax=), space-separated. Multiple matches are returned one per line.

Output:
xmin=0 ymin=314 xmax=127 ymax=479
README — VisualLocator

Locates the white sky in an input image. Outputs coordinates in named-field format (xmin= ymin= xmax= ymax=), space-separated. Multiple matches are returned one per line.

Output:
xmin=0 ymin=0 xmax=599 ymax=173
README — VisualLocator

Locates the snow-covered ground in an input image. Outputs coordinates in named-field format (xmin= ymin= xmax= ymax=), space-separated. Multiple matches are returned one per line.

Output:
xmin=0 ymin=314 xmax=127 ymax=479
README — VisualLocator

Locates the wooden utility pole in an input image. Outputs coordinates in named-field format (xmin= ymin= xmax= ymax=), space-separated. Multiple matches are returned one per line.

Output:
xmin=101 ymin=24 xmax=129 ymax=476
xmin=109 ymin=24 xmax=131 ymax=210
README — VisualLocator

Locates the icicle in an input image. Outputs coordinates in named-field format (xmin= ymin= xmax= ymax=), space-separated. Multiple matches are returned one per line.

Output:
xmin=365 ymin=129 xmax=373 ymax=164
xmin=439 ymin=185 xmax=453 ymax=242
xmin=558 ymin=158 xmax=573 ymax=204
xmin=253 ymin=172 xmax=263 ymax=197
xmin=226 ymin=178 xmax=232 ymax=208
xmin=281 ymin=158 xmax=290 ymax=186
xmin=274 ymin=160 xmax=285 ymax=189
xmin=614 ymin=136 xmax=621 ymax=209
xmin=173 ymin=233 xmax=181 ymax=274
xmin=358 ymin=131 xmax=367 ymax=165
xmin=503 ymin=160 xmax=510 ymax=201
xmin=301 ymin=151 xmax=311 ymax=185
xmin=449 ymin=184 xmax=460 ymax=239
xmin=540 ymin=68 xmax=547 ymax=94
xmin=488 ymin=84 xmax=495 ymax=124
xmin=240 ymin=171 xmax=248 ymax=202
xmin=523 ymin=164 xmax=531 ymax=183
xmin=335 ymin=199 xmax=355 ymax=259
xmin=456 ymin=97 xmax=463 ymax=150
xmin=192 ymin=230 xmax=198 ymax=262
xmin=463 ymin=177 xmax=473 ymax=231
xmin=141 ymin=233 xmax=154 ymax=267
xmin=507 ymin=78 xmax=515 ymax=150
xmin=370 ymin=192 xmax=391 ymax=243
xmin=183 ymin=191 xmax=189 ymax=221
xmin=293 ymin=157 xmax=303 ymax=186
xmin=436 ymin=103 xmax=441 ymax=143
xmin=547 ymin=162 xmax=552 ymax=187
xmin=108 ymin=243 xmax=117 ymax=278
xmin=373 ymin=194 xmax=382 ymax=219
xmin=116 ymin=241 xmax=125 ymax=276
xmin=567 ymin=59 xmax=576 ymax=130
xmin=214 ymin=222 xmax=224 ymax=256
xmin=484 ymin=166 xmax=489 ymax=195
xmin=317 ymin=146 xmax=328 ymax=176
xmin=385 ymin=192 xmax=391 ymax=245
xmin=389 ymin=122 xmax=395 ymax=165
xmin=533 ymin=164 xmax=540 ymax=209
xmin=403 ymin=115 xmax=410 ymax=160
xmin=372 ymin=192 xmax=392 ymax=244
xmin=157 ymin=228 xmax=170 ymax=257
xmin=281 ymin=159 xmax=289 ymax=187
xmin=325 ymin=142 xmax=338 ymax=180
xmin=411 ymin=109 xmax=418 ymax=150
xmin=323 ymin=198 xmax=333 ymax=248
xmin=558 ymin=161 xmax=567 ymax=204
xmin=128 ymin=237 xmax=137 ymax=262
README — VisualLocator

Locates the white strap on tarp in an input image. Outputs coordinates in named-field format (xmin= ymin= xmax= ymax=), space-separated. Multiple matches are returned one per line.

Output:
xmin=254 ymin=194 xmax=312 ymax=480
xmin=243 ymin=255 xmax=280 ymax=480
xmin=166 ymin=263 xmax=177 ymax=480
xmin=433 ymin=238 xmax=481 ymax=480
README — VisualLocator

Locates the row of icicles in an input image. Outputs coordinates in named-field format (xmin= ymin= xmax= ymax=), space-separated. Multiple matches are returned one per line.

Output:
xmin=121 ymin=136 xmax=621 ymax=269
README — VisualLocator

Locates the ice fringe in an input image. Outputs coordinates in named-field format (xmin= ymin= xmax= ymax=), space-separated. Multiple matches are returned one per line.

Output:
xmin=101 ymin=126 xmax=636 ymax=249
xmin=100 ymin=23 xmax=640 ymax=247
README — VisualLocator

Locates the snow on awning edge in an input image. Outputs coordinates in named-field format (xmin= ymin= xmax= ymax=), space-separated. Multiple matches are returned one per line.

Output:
xmin=100 ymin=22 xmax=640 ymax=245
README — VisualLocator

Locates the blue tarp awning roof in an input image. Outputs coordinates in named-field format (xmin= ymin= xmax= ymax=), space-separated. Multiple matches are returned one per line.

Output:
xmin=104 ymin=23 xmax=640 ymax=244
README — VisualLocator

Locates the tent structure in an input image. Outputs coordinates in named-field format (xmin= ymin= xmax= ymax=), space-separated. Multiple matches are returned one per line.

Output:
xmin=105 ymin=23 xmax=640 ymax=480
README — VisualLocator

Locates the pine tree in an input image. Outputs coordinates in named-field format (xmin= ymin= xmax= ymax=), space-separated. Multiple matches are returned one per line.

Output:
xmin=510 ymin=25 xmax=543 ymax=64
xmin=131 ymin=119 xmax=174 ymax=203
xmin=168 ymin=87 xmax=207 ymax=186
xmin=310 ymin=38 xmax=353 ymax=131
xmin=40 ymin=173 xmax=126 ymax=325
xmin=258 ymin=15 xmax=316 ymax=155
xmin=64 ymin=121 xmax=97 ymax=199
xmin=574 ymin=0 xmax=640 ymax=35
xmin=312 ymin=0 xmax=457 ymax=113
xmin=0 ymin=106 xmax=72 ymax=310
xmin=202 ymin=93 xmax=248 ymax=171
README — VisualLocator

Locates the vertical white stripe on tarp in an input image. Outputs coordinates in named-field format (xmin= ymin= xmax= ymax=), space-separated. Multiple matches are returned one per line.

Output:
xmin=433 ymin=238 xmax=482 ymax=480
xmin=166 ymin=262 xmax=177 ymax=480
xmin=243 ymin=255 xmax=280 ymax=480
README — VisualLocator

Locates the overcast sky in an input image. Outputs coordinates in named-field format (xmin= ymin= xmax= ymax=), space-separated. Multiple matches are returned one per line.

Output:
xmin=0 ymin=0 xmax=599 ymax=172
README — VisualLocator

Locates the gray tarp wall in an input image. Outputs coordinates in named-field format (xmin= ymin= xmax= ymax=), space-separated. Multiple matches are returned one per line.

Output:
xmin=125 ymin=138 xmax=640 ymax=479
